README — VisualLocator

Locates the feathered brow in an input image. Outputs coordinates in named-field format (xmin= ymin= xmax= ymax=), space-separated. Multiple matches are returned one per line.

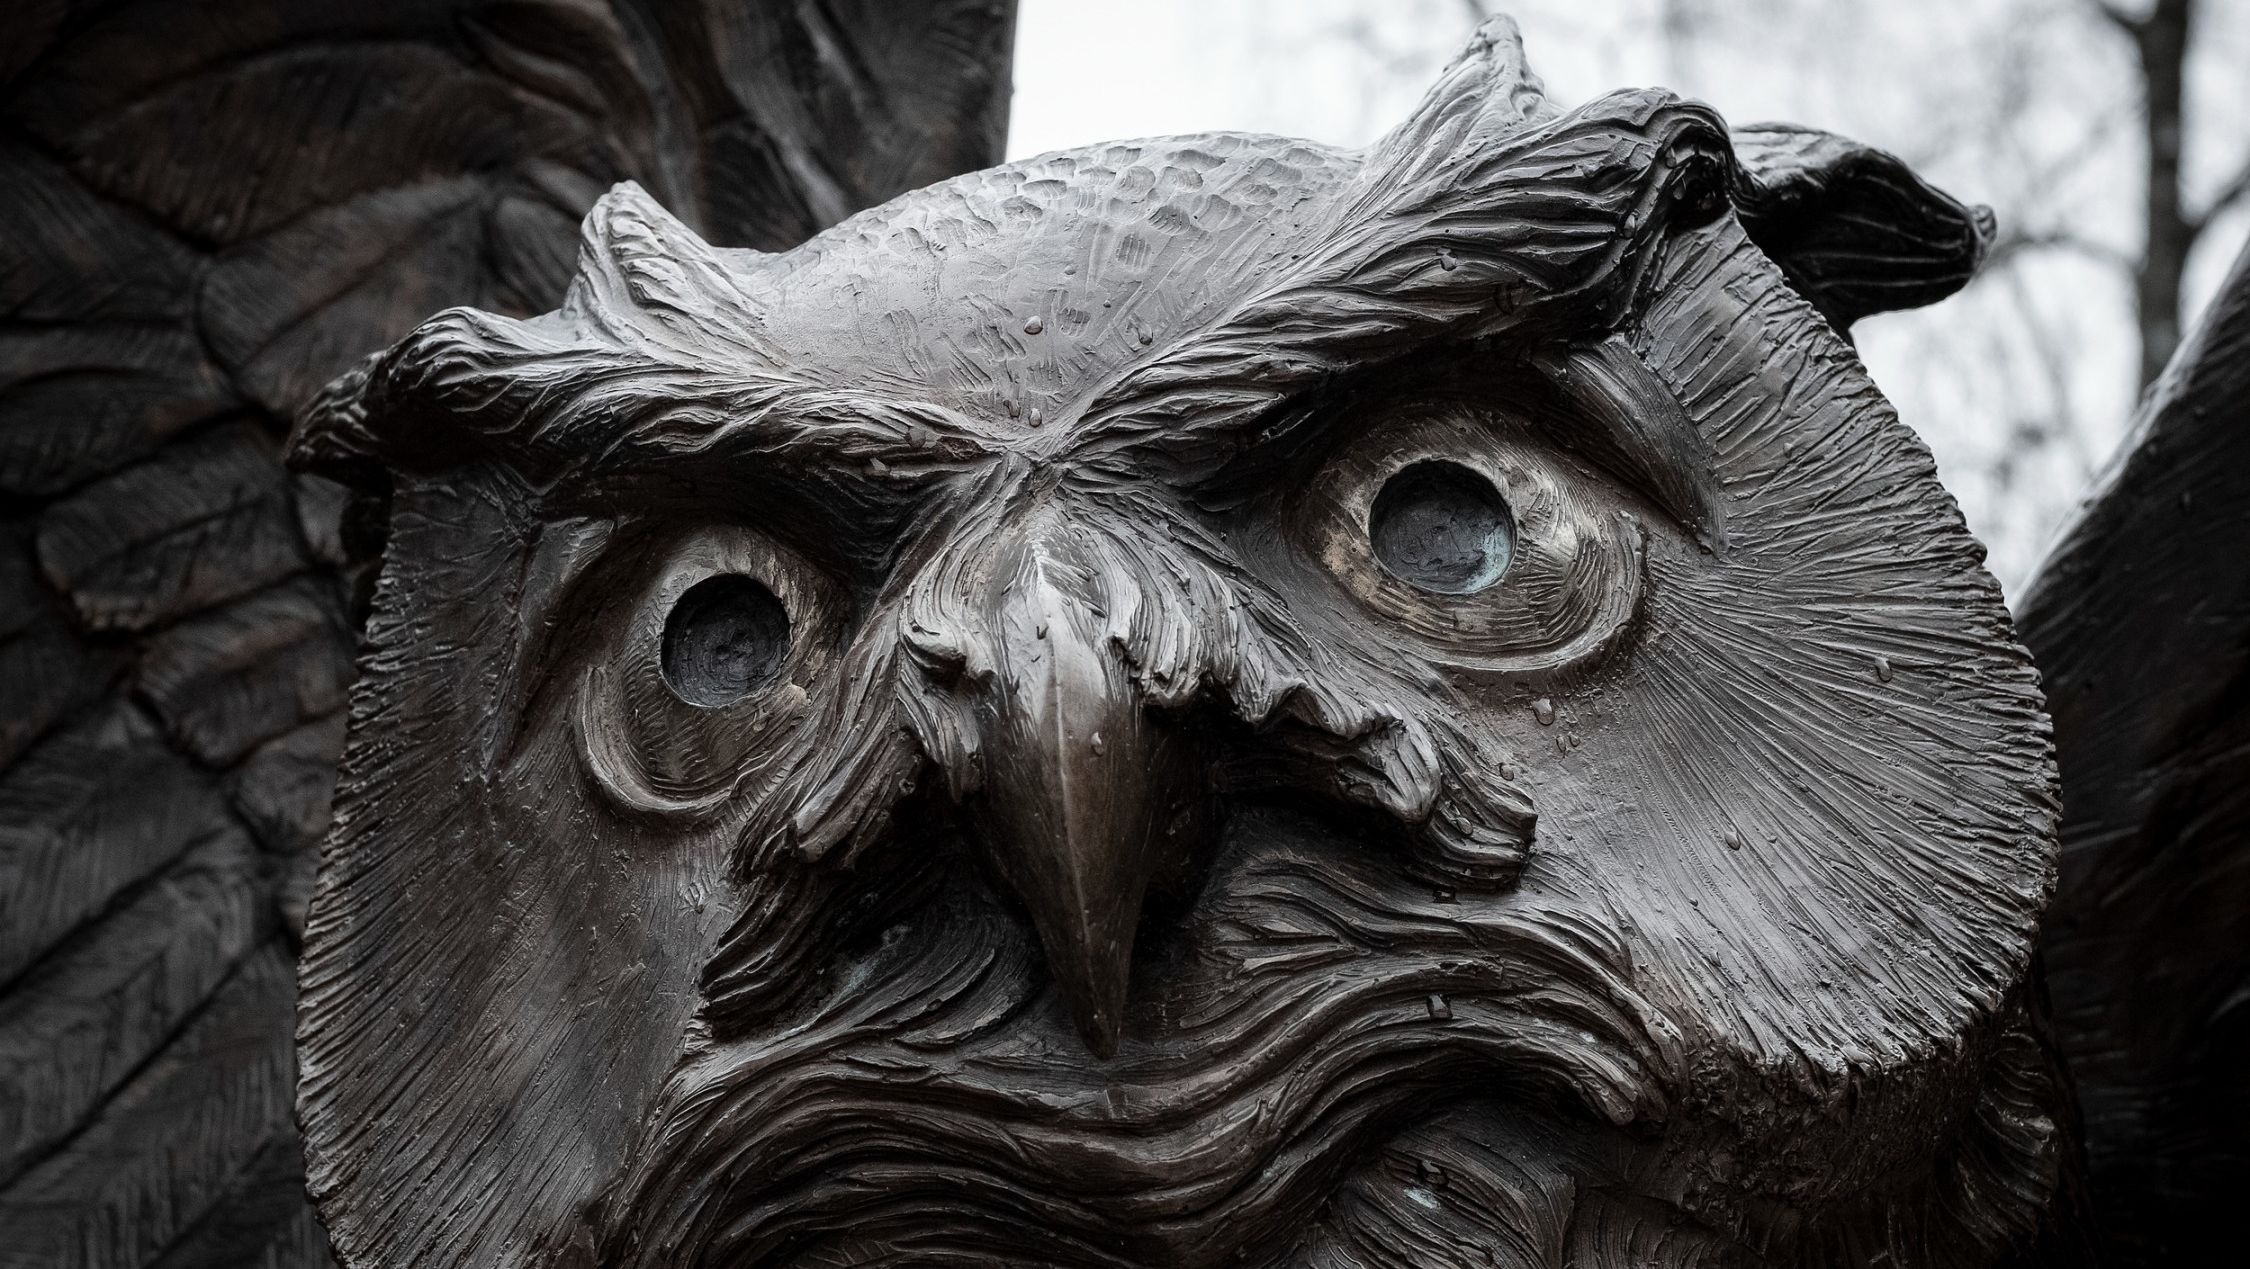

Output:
xmin=287 ymin=20 xmax=1734 ymax=501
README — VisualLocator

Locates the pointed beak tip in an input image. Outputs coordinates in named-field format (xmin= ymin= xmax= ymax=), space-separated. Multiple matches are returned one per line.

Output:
xmin=1072 ymin=1005 xmax=1123 ymax=1060
xmin=1045 ymin=929 xmax=1133 ymax=1058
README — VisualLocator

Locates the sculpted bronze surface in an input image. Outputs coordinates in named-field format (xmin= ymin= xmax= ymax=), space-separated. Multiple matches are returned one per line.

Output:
xmin=288 ymin=21 xmax=2067 ymax=1266
xmin=0 ymin=2 xmax=1015 ymax=1264
xmin=7 ymin=5 xmax=2250 ymax=1267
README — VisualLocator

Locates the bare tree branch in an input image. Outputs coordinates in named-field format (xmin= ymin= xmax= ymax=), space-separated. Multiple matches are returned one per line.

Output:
xmin=2193 ymin=155 xmax=2250 ymax=232
xmin=2086 ymin=0 xmax=2145 ymax=37
xmin=1987 ymin=228 xmax=2137 ymax=272
xmin=1999 ymin=262 xmax=2106 ymax=482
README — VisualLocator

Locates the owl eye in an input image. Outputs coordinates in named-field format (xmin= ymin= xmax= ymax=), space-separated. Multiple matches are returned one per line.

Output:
xmin=572 ymin=525 xmax=841 ymax=817
xmin=662 ymin=575 xmax=792 ymax=707
xmin=1368 ymin=460 xmax=1516 ymax=594
xmin=1297 ymin=399 xmax=1645 ymax=673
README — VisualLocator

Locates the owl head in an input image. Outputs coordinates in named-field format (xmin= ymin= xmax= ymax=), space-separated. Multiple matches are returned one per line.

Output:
xmin=291 ymin=18 xmax=2058 ymax=1269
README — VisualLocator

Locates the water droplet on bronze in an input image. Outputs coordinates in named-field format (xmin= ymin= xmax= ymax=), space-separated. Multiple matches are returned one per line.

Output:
xmin=1090 ymin=732 xmax=1105 ymax=755
xmin=1874 ymin=653 xmax=1895 ymax=683
xmin=1724 ymin=828 xmax=1743 ymax=850
xmin=1532 ymin=697 xmax=1555 ymax=725
xmin=1023 ymin=315 xmax=1043 ymax=335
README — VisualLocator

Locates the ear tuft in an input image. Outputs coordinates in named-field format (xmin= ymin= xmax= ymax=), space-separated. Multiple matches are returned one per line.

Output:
xmin=1730 ymin=123 xmax=1996 ymax=333
xmin=284 ymin=183 xmax=787 ymax=490
xmin=1366 ymin=15 xmax=1557 ymax=179
xmin=572 ymin=180 xmax=775 ymax=347
xmin=579 ymin=181 xmax=730 ymax=314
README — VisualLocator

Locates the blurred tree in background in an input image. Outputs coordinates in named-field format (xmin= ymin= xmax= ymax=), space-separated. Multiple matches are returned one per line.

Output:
xmin=1011 ymin=0 xmax=2250 ymax=591
xmin=2102 ymin=0 xmax=2248 ymax=388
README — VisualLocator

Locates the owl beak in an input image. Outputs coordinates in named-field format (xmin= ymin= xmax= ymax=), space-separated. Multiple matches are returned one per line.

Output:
xmin=966 ymin=542 xmax=1191 ymax=1059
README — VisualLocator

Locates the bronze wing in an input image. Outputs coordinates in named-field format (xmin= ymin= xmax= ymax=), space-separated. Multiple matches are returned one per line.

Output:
xmin=0 ymin=3 xmax=1012 ymax=1265
xmin=2015 ymin=237 xmax=2250 ymax=1266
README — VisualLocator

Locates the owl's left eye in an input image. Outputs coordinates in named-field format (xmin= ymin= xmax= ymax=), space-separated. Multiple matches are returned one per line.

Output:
xmin=1295 ymin=397 xmax=1645 ymax=674
xmin=1368 ymin=460 xmax=1516 ymax=594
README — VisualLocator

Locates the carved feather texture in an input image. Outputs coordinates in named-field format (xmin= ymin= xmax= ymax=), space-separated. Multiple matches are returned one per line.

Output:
xmin=0 ymin=2 xmax=1018 ymax=1266
xmin=2016 ymin=236 xmax=2250 ymax=1263
xmin=286 ymin=16 xmax=2065 ymax=1269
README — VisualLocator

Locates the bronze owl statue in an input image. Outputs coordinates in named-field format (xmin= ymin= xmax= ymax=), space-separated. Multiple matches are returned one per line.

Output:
xmin=279 ymin=19 xmax=2066 ymax=1267
xmin=8 ymin=5 xmax=2250 ymax=1268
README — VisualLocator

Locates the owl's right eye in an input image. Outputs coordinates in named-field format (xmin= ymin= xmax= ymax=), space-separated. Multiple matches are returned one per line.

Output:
xmin=573 ymin=525 xmax=843 ymax=817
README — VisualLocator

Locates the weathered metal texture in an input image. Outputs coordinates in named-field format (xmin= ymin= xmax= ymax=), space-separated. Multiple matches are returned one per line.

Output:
xmin=2016 ymin=235 xmax=2250 ymax=1267
xmin=288 ymin=18 xmax=2084 ymax=1267
xmin=0 ymin=2 xmax=1015 ymax=1265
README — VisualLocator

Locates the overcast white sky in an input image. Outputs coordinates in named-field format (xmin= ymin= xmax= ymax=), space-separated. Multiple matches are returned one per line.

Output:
xmin=1004 ymin=0 xmax=2250 ymax=594
xmin=1009 ymin=0 xmax=1686 ymax=159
